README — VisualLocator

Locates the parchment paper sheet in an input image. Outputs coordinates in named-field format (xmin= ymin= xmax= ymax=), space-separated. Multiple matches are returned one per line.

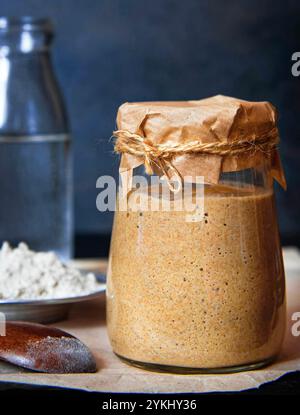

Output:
xmin=117 ymin=96 xmax=286 ymax=189
xmin=0 ymin=249 xmax=299 ymax=393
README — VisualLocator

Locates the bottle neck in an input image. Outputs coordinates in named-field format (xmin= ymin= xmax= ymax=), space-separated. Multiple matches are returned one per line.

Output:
xmin=0 ymin=18 xmax=68 ymax=135
xmin=0 ymin=17 xmax=52 ymax=56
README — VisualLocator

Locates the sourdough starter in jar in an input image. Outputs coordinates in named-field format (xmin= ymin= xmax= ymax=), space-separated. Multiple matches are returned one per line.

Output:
xmin=107 ymin=184 xmax=286 ymax=371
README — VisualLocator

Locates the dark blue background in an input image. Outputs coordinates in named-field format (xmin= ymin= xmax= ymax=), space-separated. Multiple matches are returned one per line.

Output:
xmin=2 ymin=0 xmax=300 ymax=241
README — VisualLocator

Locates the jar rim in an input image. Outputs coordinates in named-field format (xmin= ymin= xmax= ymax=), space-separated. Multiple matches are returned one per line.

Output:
xmin=0 ymin=17 xmax=53 ymax=33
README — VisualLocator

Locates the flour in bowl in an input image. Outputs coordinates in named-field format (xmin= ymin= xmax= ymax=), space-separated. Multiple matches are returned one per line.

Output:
xmin=0 ymin=242 xmax=102 ymax=300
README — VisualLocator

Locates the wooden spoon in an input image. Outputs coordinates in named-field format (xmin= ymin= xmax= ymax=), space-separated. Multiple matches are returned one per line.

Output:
xmin=0 ymin=321 xmax=97 ymax=373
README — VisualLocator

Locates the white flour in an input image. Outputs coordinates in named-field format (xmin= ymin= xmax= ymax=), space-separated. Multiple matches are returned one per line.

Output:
xmin=0 ymin=242 xmax=101 ymax=300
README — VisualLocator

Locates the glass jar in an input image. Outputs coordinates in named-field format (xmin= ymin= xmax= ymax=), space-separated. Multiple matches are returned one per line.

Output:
xmin=0 ymin=17 xmax=72 ymax=260
xmin=107 ymin=97 xmax=286 ymax=373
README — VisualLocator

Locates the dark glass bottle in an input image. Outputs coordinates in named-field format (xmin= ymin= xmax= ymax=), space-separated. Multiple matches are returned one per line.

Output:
xmin=0 ymin=17 xmax=73 ymax=260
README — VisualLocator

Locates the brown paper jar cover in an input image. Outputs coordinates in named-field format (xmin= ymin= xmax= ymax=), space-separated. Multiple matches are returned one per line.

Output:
xmin=116 ymin=95 xmax=286 ymax=189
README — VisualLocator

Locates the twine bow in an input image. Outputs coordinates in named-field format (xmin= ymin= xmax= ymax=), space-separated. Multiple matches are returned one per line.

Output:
xmin=113 ymin=128 xmax=279 ymax=192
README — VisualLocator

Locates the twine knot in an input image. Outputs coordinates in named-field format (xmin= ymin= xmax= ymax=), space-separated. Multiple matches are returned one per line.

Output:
xmin=113 ymin=128 xmax=279 ymax=192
